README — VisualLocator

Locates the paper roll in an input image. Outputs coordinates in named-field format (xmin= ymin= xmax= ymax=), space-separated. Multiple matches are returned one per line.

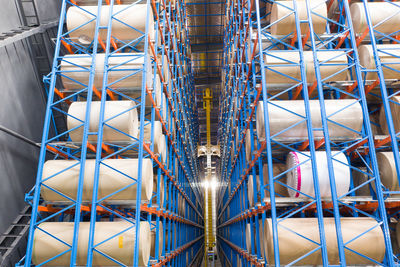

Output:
xmin=67 ymin=100 xmax=138 ymax=142
xmin=41 ymin=158 xmax=154 ymax=201
xmin=359 ymin=44 xmax=400 ymax=81
xmin=143 ymin=121 xmax=167 ymax=163
xmin=377 ymin=152 xmax=400 ymax=193
xmin=351 ymin=2 xmax=400 ymax=35
xmin=265 ymin=50 xmax=349 ymax=84
xmin=152 ymin=175 xmax=164 ymax=208
xmin=396 ymin=221 xmax=400 ymax=249
xmin=256 ymin=99 xmax=363 ymax=140
xmin=60 ymin=53 xmax=151 ymax=91
xmin=286 ymin=151 xmax=351 ymax=198
xmin=67 ymin=5 xmax=154 ymax=44
xmin=245 ymin=129 xmax=256 ymax=162
xmin=270 ymin=0 xmax=327 ymax=35
xmin=263 ymin=217 xmax=385 ymax=265
xmin=246 ymin=223 xmax=251 ymax=252
xmin=150 ymin=222 xmax=163 ymax=258
xmin=248 ymin=164 xmax=288 ymax=207
xmin=379 ymin=96 xmax=400 ymax=135
xmin=351 ymin=168 xmax=372 ymax=196
xmin=32 ymin=221 xmax=150 ymax=266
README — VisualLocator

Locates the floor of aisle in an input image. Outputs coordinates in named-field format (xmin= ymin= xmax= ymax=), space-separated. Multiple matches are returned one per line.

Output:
xmin=201 ymin=258 xmax=222 ymax=267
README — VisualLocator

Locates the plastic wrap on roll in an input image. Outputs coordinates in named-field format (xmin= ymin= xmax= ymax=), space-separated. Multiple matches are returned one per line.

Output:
xmin=256 ymin=99 xmax=363 ymax=140
xmin=351 ymin=2 xmax=400 ymax=35
xmin=379 ymin=96 xmax=400 ymax=135
xmin=60 ymin=53 xmax=151 ymax=90
xmin=359 ymin=44 xmax=400 ymax=81
xmin=270 ymin=0 xmax=327 ymax=36
xmin=32 ymin=221 xmax=150 ymax=266
xmin=67 ymin=101 xmax=138 ymax=142
xmin=265 ymin=51 xmax=349 ymax=84
xmin=377 ymin=152 xmax=400 ymax=193
xmin=42 ymin=159 xmax=153 ymax=201
xmin=263 ymin=217 xmax=385 ymax=265
xmin=286 ymin=151 xmax=350 ymax=198
xmin=67 ymin=5 xmax=154 ymax=44
xmin=150 ymin=222 xmax=163 ymax=258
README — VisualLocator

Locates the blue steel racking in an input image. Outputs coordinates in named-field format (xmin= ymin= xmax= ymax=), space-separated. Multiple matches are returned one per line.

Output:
xmin=19 ymin=0 xmax=204 ymax=266
xmin=217 ymin=0 xmax=400 ymax=266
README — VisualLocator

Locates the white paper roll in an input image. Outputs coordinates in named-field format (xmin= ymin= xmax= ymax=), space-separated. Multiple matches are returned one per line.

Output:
xmin=265 ymin=50 xmax=349 ymax=84
xmin=359 ymin=44 xmax=400 ymax=81
xmin=270 ymin=0 xmax=327 ymax=35
xmin=247 ymin=175 xmax=259 ymax=208
xmin=379 ymin=96 xmax=400 ymax=136
xmin=245 ymin=129 xmax=256 ymax=162
xmin=246 ymin=223 xmax=251 ymax=252
xmin=41 ymin=158 xmax=154 ymax=201
xmin=60 ymin=53 xmax=151 ymax=90
xmin=67 ymin=100 xmax=138 ymax=142
xmin=351 ymin=2 xmax=400 ymax=35
xmin=143 ymin=121 xmax=167 ymax=163
xmin=263 ymin=217 xmax=385 ymax=265
xmin=32 ymin=221 xmax=150 ymax=266
xmin=150 ymin=221 xmax=163 ymax=258
xmin=256 ymin=99 xmax=363 ymax=140
xmin=286 ymin=151 xmax=350 ymax=198
xmin=377 ymin=152 xmax=400 ymax=193
xmin=67 ymin=5 xmax=154 ymax=44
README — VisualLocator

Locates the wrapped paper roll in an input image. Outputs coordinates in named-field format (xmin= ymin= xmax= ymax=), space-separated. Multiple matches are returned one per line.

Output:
xmin=263 ymin=217 xmax=385 ymax=265
xmin=379 ymin=96 xmax=400 ymax=135
xmin=152 ymin=175 xmax=164 ymax=207
xmin=351 ymin=168 xmax=372 ymax=196
xmin=67 ymin=101 xmax=138 ymax=142
xmin=256 ymin=99 xmax=363 ymax=140
xmin=150 ymin=222 xmax=163 ymax=258
xmin=359 ymin=44 xmax=400 ymax=81
xmin=377 ymin=152 xmax=400 ymax=193
xmin=67 ymin=5 xmax=154 ymax=44
xmin=60 ymin=53 xmax=152 ymax=91
xmin=286 ymin=151 xmax=350 ymax=198
xmin=42 ymin=159 xmax=153 ymax=201
xmin=265 ymin=50 xmax=349 ymax=84
xmin=32 ymin=221 xmax=150 ymax=266
xmin=248 ymin=164 xmax=288 ymax=208
xmin=270 ymin=0 xmax=327 ymax=35
xmin=351 ymin=2 xmax=400 ymax=35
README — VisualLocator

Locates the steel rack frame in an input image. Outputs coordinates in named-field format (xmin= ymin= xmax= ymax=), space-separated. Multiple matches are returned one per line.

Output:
xmin=217 ymin=0 xmax=399 ymax=266
xmin=19 ymin=0 xmax=204 ymax=266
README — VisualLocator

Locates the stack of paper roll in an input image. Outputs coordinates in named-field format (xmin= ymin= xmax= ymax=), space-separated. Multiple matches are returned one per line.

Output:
xmin=359 ymin=44 xmax=400 ymax=81
xmin=152 ymin=175 xmax=164 ymax=207
xmin=143 ymin=121 xmax=167 ymax=163
xmin=270 ymin=0 xmax=327 ymax=35
xmin=60 ymin=53 xmax=152 ymax=91
xmin=351 ymin=2 xmax=400 ymax=35
xmin=248 ymin=164 xmax=288 ymax=207
xmin=67 ymin=5 xmax=154 ymax=44
xmin=265 ymin=50 xmax=349 ymax=84
xmin=286 ymin=151 xmax=351 ymax=198
xmin=256 ymin=99 xmax=363 ymax=140
xmin=67 ymin=100 xmax=138 ymax=142
xmin=150 ymin=222 xmax=163 ymax=258
xmin=351 ymin=168 xmax=372 ymax=196
xmin=263 ymin=217 xmax=385 ymax=265
xmin=41 ymin=158 xmax=154 ymax=202
xmin=32 ymin=221 xmax=151 ymax=266
xmin=377 ymin=152 xmax=400 ymax=194
xmin=379 ymin=96 xmax=400 ymax=135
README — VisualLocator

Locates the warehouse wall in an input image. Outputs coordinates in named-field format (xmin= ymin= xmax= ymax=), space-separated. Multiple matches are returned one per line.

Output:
xmin=0 ymin=0 xmax=59 ymax=234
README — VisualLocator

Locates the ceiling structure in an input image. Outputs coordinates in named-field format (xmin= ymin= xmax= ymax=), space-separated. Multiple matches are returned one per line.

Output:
xmin=186 ymin=0 xmax=225 ymax=146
